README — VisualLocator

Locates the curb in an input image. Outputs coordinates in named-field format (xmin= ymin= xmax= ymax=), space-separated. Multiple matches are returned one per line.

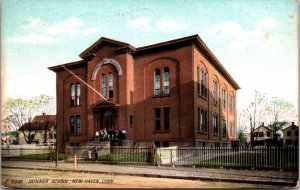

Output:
xmin=2 ymin=166 xmax=297 ymax=187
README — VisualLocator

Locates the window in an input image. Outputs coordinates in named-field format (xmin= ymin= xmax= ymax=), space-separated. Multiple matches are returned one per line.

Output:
xmin=230 ymin=94 xmax=235 ymax=113
xmin=155 ymin=108 xmax=161 ymax=131
xmin=101 ymin=74 xmax=107 ymax=98
xmin=287 ymin=131 xmax=291 ymax=136
xmin=70 ymin=115 xmax=80 ymax=135
xmin=70 ymin=84 xmax=75 ymax=106
xmin=254 ymin=132 xmax=258 ymax=137
xmin=286 ymin=139 xmax=293 ymax=145
xmin=76 ymin=115 xmax=81 ymax=134
xmin=267 ymin=132 xmax=271 ymax=137
xmin=296 ymin=130 xmax=299 ymax=136
xmin=198 ymin=67 xmax=207 ymax=98
xmin=222 ymin=118 xmax=226 ymax=138
xmin=198 ymin=108 xmax=207 ymax=132
xmin=76 ymin=83 xmax=80 ymax=105
xmin=163 ymin=107 xmax=169 ymax=130
xmin=259 ymin=132 xmax=264 ymax=137
xmin=197 ymin=67 xmax=200 ymax=94
xmin=155 ymin=69 xmax=161 ymax=95
xmin=163 ymin=67 xmax=169 ymax=95
xmin=71 ymin=83 xmax=81 ymax=106
xmin=213 ymin=80 xmax=218 ymax=104
xmin=222 ymin=88 xmax=226 ymax=109
xmin=201 ymin=70 xmax=207 ymax=97
xmin=213 ymin=114 xmax=218 ymax=135
xmin=130 ymin=115 xmax=133 ymax=126
xmin=230 ymin=122 xmax=234 ymax=137
xmin=109 ymin=73 xmax=114 ymax=98
xmin=70 ymin=116 xmax=75 ymax=134
xmin=155 ymin=107 xmax=170 ymax=131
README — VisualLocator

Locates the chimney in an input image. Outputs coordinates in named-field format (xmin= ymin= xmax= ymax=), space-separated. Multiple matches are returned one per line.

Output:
xmin=292 ymin=122 xmax=294 ymax=126
xmin=261 ymin=122 xmax=264 ymax=126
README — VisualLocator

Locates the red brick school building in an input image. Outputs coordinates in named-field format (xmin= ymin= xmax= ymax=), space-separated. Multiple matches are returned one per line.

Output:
xmin=49 ymin=34 xmax=240 ymax=147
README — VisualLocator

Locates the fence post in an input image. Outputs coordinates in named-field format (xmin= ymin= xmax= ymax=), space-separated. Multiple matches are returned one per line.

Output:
xmin=74 ymin=154 xmax=77 ymax=170
xmin=65 ymin=145 xmax=68 ymax=162
xmin=151 ymin=144 xmax=156 ymax=166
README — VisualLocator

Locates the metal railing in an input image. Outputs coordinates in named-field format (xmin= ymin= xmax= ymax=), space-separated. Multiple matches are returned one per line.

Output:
xmin=66 ymin=145 xmax=153 ymax=163
xmin=157 ymin=146 xmax=299 ymax=170
xmin=1 ymin=145 xmax=59 ymax=161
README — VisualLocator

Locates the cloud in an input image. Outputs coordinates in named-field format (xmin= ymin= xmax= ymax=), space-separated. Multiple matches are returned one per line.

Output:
xmin=156 ymin=18 xmax=188 ymax=32
xmin=207 ymin=17 xmax=281 ymax=51
xmin=127 ymin=17 xmax=153 ymax=31
xmin=9 ymin=17 xmax=100 ymax=45
xmin=44 ymin=17 xmax=100 ymax=37
xmin=21 ymin=18 xmax=42 ymax=29
xmin=8 ymin=33 xmax=60 ymax=44
xmin=127 ymin=17 xmax=189 ymax=33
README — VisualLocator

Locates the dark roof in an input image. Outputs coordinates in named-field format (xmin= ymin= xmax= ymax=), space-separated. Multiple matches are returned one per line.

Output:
xmin=254 ymin=125 xmax=273 ymax=131
xmin=48 ymin=34 xmax=240 ymax=89
xmin=19 ymin=115 xmax=56 ymax=131
xmin=79 ymin=37 xmax=135 ymax=58
xmin=48 ymin=60 xmax=87 ymax=72
xmin=282 ymin=123 xmax=299 ymax=131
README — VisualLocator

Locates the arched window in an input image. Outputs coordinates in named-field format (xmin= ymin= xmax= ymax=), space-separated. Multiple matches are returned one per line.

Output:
xmin=109 ymin=73 xmax=114 ymax=98
xmin=76 ymin=83 xmax=80 ymax=105
xmin=155 ymin=69 xmax=161 ymax=95
xmin=70 ymin=84 xmax=75 ymax=106
xmin=230 ymin=93 xmax=235 ymax=113
xmin=222 ymin=88 xmax=226 ymax=109
xmin=163 ymin=67 xmax=169 ymax=95
xmin=213 ymin=80 xmax=218 ymax=104
xmin=101 ymin=74 xmax=107 ymax=98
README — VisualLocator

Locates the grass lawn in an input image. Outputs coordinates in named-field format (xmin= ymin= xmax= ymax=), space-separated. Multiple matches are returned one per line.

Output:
xmin=9 ymin=152 xmax=65 ymax=160
xmin=195 ymin=151 xmax=298 ymax=170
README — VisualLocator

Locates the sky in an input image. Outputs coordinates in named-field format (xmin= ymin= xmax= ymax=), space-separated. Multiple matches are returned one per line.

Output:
xmin=1 ymin=0 xmax=299 ymax=125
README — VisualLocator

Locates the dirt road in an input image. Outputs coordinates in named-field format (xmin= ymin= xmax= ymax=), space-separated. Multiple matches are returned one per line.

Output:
xmin=1 ymin=168 xmax=282 ymax=188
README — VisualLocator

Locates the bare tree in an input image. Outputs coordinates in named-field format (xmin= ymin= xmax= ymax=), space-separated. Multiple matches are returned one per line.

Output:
xmin=3 ymin=98 xmax=37 ymax=144
xmin=3 ymin=95 xmax=55 ymax=144
xmin=34 ymin=94 xmax=55 ymax=143
xmin=243 ymin=91 xmax=268 ymax=146
xmin=266 ymin=97 xmax=296 ymax=145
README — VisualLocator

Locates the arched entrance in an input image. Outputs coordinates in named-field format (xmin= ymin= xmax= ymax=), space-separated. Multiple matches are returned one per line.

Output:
xmin=93 ymin=101 xmax=118 ymax=135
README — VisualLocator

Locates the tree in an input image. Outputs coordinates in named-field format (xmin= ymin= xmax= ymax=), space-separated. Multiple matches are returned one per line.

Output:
xmin=243 ymin=91 xmax=268 ymax=146
xmin=266 ymin=97 xmax=295 ymax=145
xmin=34 ymin=94 xmax=55 ymax=143
xmin=3 ymin=95 xmax=55 ymax=144
xmin=3 ymin=98 xmax=37 ymax=144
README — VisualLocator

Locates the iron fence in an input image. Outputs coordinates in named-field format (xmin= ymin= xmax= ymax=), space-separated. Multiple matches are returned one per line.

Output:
xmin=66 ymin=145 xmax=153 ymax=163
xmin=157 ymin=146 xmax=299 ymax=170
xmin=1 ymin=145 xmax=60 ymax=161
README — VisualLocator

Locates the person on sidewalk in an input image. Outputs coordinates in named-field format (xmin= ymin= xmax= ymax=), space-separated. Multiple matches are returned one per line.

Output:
xmin=93 ymin=146 xmax=98 ymax=160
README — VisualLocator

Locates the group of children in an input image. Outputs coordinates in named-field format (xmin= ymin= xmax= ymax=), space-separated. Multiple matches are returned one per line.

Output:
xmin=94 ymin=128 xmax=126 ymax=142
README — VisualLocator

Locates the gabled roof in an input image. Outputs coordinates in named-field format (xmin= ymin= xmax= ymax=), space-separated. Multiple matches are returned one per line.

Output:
xmin=48 ymin=34 xmax=240 ymax=89
xmin=254 ymin=125 xmax=273 ymax=132
xmin=79 ymin=37 xmax=135 ymax=59
xmin=282 ymin=123 xmax=299 ymax=131
xmin=19 ymin=115 xmax=56 ymax=131
xmin=93 ymin=100 xmax=119 ymax=108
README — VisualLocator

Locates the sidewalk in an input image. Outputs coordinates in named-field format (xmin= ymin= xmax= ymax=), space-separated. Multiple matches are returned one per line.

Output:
xmin=1 ymin=160 xmax=298 ymax=187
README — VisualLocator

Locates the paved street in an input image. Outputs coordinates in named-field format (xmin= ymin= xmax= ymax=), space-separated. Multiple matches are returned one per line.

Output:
xmin=2 ymin=168 xmax=282 ymax=188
